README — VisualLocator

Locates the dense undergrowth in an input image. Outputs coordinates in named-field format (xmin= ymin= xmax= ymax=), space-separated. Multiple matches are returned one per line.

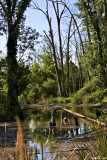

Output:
xmin=72 ymin=78 xmax=107 ymax=105
xmin=18 ymin=77 xmax=107 ymax=106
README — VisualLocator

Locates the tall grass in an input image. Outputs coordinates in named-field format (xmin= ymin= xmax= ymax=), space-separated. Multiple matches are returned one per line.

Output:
xmin=78 ymin=125 xmax=107 ymax=160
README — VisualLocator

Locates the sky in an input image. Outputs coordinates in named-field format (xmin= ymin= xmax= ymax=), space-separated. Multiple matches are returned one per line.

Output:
xmin=25 ymin=0 xmax=77 ymax=34
xmin=0 ymin=0 xmax=78 ymax=58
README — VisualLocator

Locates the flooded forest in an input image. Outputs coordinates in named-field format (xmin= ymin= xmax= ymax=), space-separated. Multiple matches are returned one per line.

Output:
xmin=0 ymin=0 xmax=107 ymax=160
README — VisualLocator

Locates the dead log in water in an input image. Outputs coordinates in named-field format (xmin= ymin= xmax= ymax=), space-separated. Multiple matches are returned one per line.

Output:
xmin=53 ymin=106 xmax=106 ymax=126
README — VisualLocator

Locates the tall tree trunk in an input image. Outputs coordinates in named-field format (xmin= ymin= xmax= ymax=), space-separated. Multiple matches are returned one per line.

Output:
xmin=66 ymin=17 xmax=72 ymax=97
xmin=52 ymin=1 xmax=66 ymax=96
xmin=104 ymin=0 xmax=107 ymax=30
xmin=58 ymin=21 xmax=66 ymax=96
xmin=7 ymin=27 xmax=20 ymax=110
xmin=47 ymin=17 xmax=63 ymax=97
xmin=33 ymin=0 xmax=63 ymax=97
xmin=87 ymin=1 xmax=105 ymax=82
xmin=74 ymin=29 xmax=83 ymax=88
xmin=52 ymin=42 xmax=63 ymax=97
xmin=86 ymin=1 xmax=103 ymax=58
xmin=0 ymin=0 xmax=31 ymax=112
xmin=70 ymin=60 xmax=75 ymax=93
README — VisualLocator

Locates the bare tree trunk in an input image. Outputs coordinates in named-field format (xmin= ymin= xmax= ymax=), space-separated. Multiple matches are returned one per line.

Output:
xmin=36 ymin=0 xmax=63 ymax=96
xmin=85 ymin=14 xmax=91 ymax=81
xmin=52 ymin=1 xmax=66 ymax=96
xmin=74 ymin=27 xmax=83 ymax=88
xmin=61 ymin=1 xmax=84 ymax=55
xmin=47 ymin=19 xmax=63 ymax=97
xmin=66 ymin=17 xmax=72 ymax=97
xmin=70 ymin=58 xmax=75 ymax=93
xmin=74 ymin=54 xmax=77 ymax=92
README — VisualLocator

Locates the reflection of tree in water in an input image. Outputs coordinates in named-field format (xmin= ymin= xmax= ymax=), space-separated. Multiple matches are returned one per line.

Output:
xmin=50 ymin=110 xmax=80 ymax=137
xmin=26 ymin=109 xmax=94 ymax=159
xmin=28 ymin=127 xmax=49 ymax=159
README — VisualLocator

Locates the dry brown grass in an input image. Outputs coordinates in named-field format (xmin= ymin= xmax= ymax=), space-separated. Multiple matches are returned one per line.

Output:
xmin=15 ymin=116 xmax=25 ymax=160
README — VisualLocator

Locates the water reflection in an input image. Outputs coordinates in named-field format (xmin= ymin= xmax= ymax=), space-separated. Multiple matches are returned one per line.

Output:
xmin=24 ymin=110 xmax=94 ymax=159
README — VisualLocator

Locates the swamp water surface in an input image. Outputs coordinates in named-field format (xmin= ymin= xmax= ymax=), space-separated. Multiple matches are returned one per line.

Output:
xmin=0 ymin=106 xmax=106 ymax=159
xmin=22 ymin=107 xmax=100 ymax=159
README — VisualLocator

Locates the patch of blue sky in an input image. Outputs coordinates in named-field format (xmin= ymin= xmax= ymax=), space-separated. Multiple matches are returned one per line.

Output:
xmin=0 ymin=0 xmax=79 ymax=64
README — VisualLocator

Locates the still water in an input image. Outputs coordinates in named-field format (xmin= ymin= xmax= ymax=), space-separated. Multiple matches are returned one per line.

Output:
xmin=23 ymin=108 xmax=97 ymax=160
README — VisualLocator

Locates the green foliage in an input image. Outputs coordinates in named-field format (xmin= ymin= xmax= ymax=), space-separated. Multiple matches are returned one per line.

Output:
xmin=0 ymin=91 xmax=7 ymax=107
xmin=27 ymin=85 xmax=40 ymax=103
xmin=102 ymin=96 xmax=107 ymax=103
xmin=30 ymin=113 xmax=44 ymax=120
xmin=0 ymin=77 xmax=7 ymax=107
xmin=95 ymin=127 xmax=107 ymax=159
xmin=46 ymin=97 xmax=72 ymax=104
xmin=18 ymin=52 xmax=57 ymax=104
xmin=1 ymin=1 xmax=106 ymax=107
xmin=40 ymin=78 xmax=57 ymax=97
xmin=75 ymin=0 xmax=107 ymax=88
xmin=72 ymin=78 xmax=107 ymax=104
xmin=72 ymin=92 xmax=83 ymax=105
xmin=0 ymin=58 xmax=7 ymax=107
xmin=17 ymin=63 xmax=30 ymax=95
xmin=0 ymin=109 xmax=10 ymax=119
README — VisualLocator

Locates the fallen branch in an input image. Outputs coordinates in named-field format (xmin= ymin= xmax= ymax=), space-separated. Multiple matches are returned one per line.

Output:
xmin=53 ymin=106 xmax=106 ymax=126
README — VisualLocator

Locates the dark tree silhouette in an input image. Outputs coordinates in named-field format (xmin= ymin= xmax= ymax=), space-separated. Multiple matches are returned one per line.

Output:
xmin=0 ymin=0 xmax=31 ymax=111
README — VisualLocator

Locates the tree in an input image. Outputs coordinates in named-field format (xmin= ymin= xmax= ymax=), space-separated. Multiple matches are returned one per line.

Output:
xmin=104 ymin=0 xmax=107 ymax=30
xmin=75 ymin=0 xmax=107 ymax=87
xmin=32 ymin=0 xmax=64 ymax=97
xmin=32 ymin=0 xmax=84 ymax=97
xmin=51 ymin=1 xmax=67 ymax=96
xmin=0 ymin=0 xmax=31 ymax=111
xmin=17 ymin=63 xmax=30 ymax=96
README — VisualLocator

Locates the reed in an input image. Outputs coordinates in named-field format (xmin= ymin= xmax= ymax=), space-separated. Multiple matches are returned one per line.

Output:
xmin=78 ymin=125 xmax=107 ymax=160
xmin=15 ymin=116 xmax=25 ymax=160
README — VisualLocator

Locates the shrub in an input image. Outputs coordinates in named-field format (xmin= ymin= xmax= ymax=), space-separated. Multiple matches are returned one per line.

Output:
xmin=0 ymin=91 xmax=7 ymax=107
xmin=40 ymin=78 xmax=57 ymax=97
xmin=72 ymin=92 xmax=84 ymax=105
xmin=48 ymin=97 xmax=72 ymax=104
xmin=84 ymin=89 xmax=107 ymax=104
xmin=72 ymin=78 xmax=107 ymax=104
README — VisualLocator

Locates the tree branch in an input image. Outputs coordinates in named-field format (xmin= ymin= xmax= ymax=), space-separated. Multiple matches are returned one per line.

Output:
xmin=14 ymin=0 xmax=31 ymax=27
